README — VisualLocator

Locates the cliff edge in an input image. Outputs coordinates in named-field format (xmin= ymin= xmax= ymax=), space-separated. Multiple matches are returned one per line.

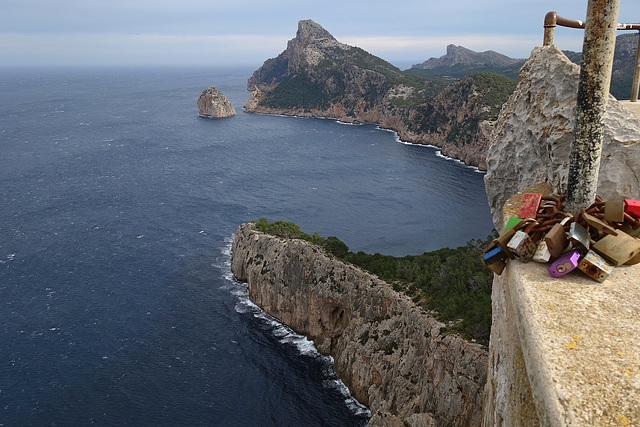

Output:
xmin=231 ymin=222 xmax=487 ymax=426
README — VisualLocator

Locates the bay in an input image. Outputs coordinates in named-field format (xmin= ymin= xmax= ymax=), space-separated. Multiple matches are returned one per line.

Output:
xmin=0 ymin=66 xmax=493 ymax=426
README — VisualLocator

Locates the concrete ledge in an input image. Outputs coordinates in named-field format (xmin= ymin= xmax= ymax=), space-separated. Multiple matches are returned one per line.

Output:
xmin=484 ymin=185 xmax=640 ymax=426
xmin=506 ymin=259 xmax=640 ymax=425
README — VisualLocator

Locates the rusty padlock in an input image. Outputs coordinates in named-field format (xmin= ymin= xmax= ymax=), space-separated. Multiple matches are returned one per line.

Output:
xmin=577 ymin=250 xmax=614 ymax=283
xmin=548 ymin=250 xmax=582 ymax=278
xmin=507 ymin=230 xmax=537 ymax=262
xmin=544 ymin=223 xmax=568 ymax=259
xmin=592 ymin=232 xmax=640 ymax=266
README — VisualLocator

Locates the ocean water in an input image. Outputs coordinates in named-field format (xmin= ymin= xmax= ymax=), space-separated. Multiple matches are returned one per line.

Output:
xmin=0 ymin=66 xmax=493 ymax=426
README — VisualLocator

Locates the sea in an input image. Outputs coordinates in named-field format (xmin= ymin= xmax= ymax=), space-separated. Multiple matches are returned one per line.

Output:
xmin=0 ymin=65 xmax=494 ymax=426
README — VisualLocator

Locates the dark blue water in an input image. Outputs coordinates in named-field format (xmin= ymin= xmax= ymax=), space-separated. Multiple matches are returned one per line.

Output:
xmin=0 ymin=66 xmax=493 ymax=426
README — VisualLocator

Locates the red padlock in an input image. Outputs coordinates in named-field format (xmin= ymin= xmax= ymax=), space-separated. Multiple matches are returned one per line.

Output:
xmin=624 ymin=199 xmax=640 ymax=218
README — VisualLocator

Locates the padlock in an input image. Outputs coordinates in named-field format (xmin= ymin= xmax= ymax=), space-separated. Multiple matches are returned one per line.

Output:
xmin=532 ymin=240 xmax=551 ymax=263
xmin=624 ymin=199 xmax=640 ymax=218
xmin=604 ymin=200 xmax=625 ymax=222
xmin=519 ymin=193 xmax=542 ymax=218
xmin=504 ymin=217 xmax=524 ymax=233
xmin=494 ymin=227 xmax=518 ymax=259
xmin=577 ymin=250 xmax=614 ymax=283
xmin=506 ymin=230 xmax=537 ymax=262
xmin=568 ymin=222 xmax=590 ymax=252
xmin=544 ymin=223 xmax=568 ymax=259
xmin=548 ymin=250 xmax=582 ymax=277
xmin=592 ymin=232 xmax=640 ymax=266
xmin=481 ymin=243 xmax=508 ymax=274
xmin=582 ymin=212 xmax=619 ymax=239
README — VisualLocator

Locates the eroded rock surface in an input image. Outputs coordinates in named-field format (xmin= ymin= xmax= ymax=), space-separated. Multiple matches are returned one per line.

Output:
xmin=484 ymin=45 xmax=640 ymax=227
xmin=231 ymin=223 xmax=487 ymax=426
xmin=197 ymin=86 xmax=236 ymax=118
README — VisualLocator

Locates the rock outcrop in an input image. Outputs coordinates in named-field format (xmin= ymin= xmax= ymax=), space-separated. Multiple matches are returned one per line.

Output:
xmin=244 ymin=20 xmax=516 ymax=171
xmin=197 ymin=86 xmax=236 ymax=118
xmin=484 ymin=45 xmax=640 ymax=227
xmin=231 ymin=223 xmax=487 ymax=426
xmin=412 ymin=45 xmax=523 ymax=70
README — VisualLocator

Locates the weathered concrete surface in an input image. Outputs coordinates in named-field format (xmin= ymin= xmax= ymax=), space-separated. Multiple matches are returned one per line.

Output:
xmin=484 ymin=45 xmax=640 ymax=228
xmin=231 ymin=223 xmax=487 ymax=426
xmin=483 ymin=189 xmax=640 ymax=426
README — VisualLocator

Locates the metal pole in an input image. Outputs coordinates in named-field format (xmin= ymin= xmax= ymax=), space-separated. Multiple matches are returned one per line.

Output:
xmin=544 ymin=11 xmax=558 ymax=46
xmin=565 ymin=0 xmax=621 ymax=216
xmin=631 ymin=32 xmax=640 ymax=102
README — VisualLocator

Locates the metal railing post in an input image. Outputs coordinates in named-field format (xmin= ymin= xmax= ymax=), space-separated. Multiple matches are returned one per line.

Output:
xmin=631 ymin=32 xmax=640 ymax=102
xmin=565 ymin=0 xmax=621 ymax=216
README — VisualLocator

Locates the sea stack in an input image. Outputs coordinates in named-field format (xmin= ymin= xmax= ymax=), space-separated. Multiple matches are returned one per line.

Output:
xmin=197 ymin=86 xmax=236 ymax=118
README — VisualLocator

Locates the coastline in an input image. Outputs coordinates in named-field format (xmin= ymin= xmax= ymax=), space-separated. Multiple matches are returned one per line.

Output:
xmin=243 ymin=108 xmax=489 ymax=172
xmin=231 ymin=222 xmax=488 ymax=426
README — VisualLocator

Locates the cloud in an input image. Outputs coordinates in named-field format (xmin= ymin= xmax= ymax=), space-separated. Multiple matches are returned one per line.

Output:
xmin=0 ymin=33 xmax=289 ymax=67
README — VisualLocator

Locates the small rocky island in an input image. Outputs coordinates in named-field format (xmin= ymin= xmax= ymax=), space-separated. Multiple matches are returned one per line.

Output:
xmin=197 ymin=86 xmax=236 ymax=118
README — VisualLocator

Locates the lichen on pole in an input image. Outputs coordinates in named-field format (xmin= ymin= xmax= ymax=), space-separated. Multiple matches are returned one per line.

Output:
xmin=565 ymin=0 xmax=621 ymax=215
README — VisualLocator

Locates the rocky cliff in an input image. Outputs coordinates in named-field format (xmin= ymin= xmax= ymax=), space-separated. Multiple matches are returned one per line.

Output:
xmin=412 ymin=45 xmax=523 ymax=70
xmin=231 ymin=223 xmax=487 ymax=427
xmin=197 ymin=86 xmax=236 ymax=118
xmin=244 ymin=20 xmax=516 ymax=171
xmin=484 ymin=45 xmax=640 ymax=227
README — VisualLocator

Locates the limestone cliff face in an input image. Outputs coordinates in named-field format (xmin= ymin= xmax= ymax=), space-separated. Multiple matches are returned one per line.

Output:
xmin=244 ymin=20 xmax=514 ymax=171
xmin=231 ymin=223 xmax=487 ymax=426
xmin=197 ymin=86 xmax=236 ymax=118
xmin=484 ymin=45 xmax=640 ymax=227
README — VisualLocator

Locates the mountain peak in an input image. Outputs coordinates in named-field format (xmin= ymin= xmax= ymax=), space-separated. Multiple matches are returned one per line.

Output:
xmin=413 ymin=45 xmax=521 ymax=70
xmin=295 ymin=19 xmax=336 ymax=42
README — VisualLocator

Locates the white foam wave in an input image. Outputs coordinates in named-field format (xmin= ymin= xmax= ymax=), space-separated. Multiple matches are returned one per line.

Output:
xmin=219 ymin=234 xmax=370 ymax=417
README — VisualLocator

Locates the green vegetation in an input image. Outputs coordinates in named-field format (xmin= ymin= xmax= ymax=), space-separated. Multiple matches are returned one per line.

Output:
xmin=252 ymin=218 xmax=347 ymax=258
xmin=252 ymin=218 xmax=496 ymax=345
xmin=405 ymin=62 xmax=523 ymax=81
xmin=260 ymin=75 xmax=330 ymax=109
xmin=473 ymin=72 xmax=518 ymax=116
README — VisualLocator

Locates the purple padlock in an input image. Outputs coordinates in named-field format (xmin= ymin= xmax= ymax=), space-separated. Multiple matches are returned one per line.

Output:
xmin=548 ymin=250 xmax=582 ymax=277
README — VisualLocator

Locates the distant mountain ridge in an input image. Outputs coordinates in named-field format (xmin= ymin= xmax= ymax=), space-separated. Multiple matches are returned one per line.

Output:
xmin=245 ymin=20 xmax=517 ymax=170
xmin=412 ymin=44 xmax=524 ymax=69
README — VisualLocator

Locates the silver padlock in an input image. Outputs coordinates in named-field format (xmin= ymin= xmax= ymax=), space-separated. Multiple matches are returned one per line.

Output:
xmin=532 ymin=240 xmax=551 ymax=263
xmin=568 ymin=222 xmax=590 ymax=252
xmin=506 ymin=230 xmax=537 ymax=262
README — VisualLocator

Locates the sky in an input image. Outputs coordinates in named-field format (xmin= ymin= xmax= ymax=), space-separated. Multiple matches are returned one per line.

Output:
xmin=2 ymin=0 xmax=640 ymax=69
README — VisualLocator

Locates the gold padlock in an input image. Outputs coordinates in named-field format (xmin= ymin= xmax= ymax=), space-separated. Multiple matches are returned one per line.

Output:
xmin=582 ymin=212 xmax=618 ymax=239
xmin=604 ymin=200 xmax=625 ymax=222
xmin=592 ymin=232 xmax=640 ymax=266
xmin=545 ymin=223 xmax=568 ymax=259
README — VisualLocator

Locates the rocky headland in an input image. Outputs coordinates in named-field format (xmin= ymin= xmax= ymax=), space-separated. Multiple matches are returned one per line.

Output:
xmin=244 ymin=20 xmax=517 ymax=171
xmin=231 ymin=222 xmax=487 ymax=426
xmin=197 ymin=86 xmax=236 ymax=118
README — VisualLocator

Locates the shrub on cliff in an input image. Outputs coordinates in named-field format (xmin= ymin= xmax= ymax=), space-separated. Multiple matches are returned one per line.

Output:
xmin=252 ymin=219 xmax=348 ymax=257
xmin=345 ymin=232 xmax=497 ymax=345
xmin=252 ymin=218 xmax=495 ymax=345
